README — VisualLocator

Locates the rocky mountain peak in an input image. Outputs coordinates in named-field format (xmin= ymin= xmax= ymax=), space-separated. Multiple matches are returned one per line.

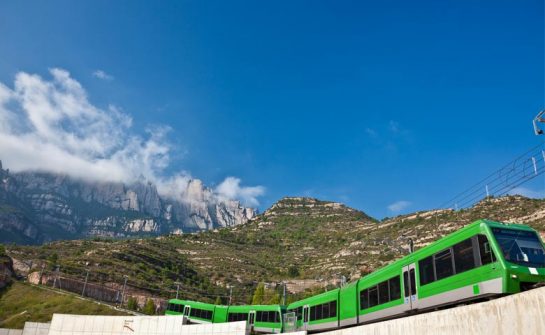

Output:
xmin=264 ymin=196 xmax=376 ymax=224
xmin=0 ymin=162 xmax=257 ymax=244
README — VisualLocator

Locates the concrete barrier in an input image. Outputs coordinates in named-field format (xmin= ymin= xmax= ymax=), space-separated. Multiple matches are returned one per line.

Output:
xmin=179 ymin=322 xmax=248 ymax=335
xmin=318 ymin=286 xmax=545 ymax=335
xmin=48 ymin=314 xmax=248 ymax=335
xmin=21 ymin=322 xmax=50 ymax=335
xmin=48 ymin=315 xmax=187 ymax=335
xmin=0 ymin=329 xmax=23 ymax=335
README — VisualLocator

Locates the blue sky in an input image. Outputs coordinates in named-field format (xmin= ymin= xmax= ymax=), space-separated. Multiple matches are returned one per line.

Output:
xmin=0 ymin=0 xmax=543 ymax=218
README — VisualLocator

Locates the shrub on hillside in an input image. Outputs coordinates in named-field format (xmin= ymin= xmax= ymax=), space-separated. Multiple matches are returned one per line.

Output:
xmin=142 ymin=299 xmax=156 ymax=315
xmin=127 ymin=297 xmax=138 ymax=311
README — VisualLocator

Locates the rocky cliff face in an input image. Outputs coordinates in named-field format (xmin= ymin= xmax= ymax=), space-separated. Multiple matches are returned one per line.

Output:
xmin=0 ymin=161 xmax=256 ymax=244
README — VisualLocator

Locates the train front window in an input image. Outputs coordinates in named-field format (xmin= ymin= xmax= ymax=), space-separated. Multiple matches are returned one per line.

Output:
xmin=492 ymin=228 xmax=545 ymax=268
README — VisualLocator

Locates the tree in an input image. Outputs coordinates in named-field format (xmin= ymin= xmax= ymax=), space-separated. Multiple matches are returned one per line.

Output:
xmin=251 ymin=282 xmax=265 ymax=305
xmin=47 ymin=253 xmax=58 ymax=270
xmin=288 ymin=266 xmax=299 ymax=278
xmin=0 ymin=244 xmax=5 ymax=256
xmin=214 ymin=296 xmax=222 ymax=305
xmin=142 ymin=299 xmax=156 ymax=315
xmin=265 ymin=292 xmax=281 ymax=304
xmin=127 ymin=297 xmax=138 ymax=311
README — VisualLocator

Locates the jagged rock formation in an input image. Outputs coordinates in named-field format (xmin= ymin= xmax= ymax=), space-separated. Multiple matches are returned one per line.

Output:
xmin=0 ymin=161 xmax=256 ymax=244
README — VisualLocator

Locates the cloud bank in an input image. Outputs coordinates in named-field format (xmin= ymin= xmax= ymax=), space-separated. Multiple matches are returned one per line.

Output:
xmin=0 ymin=68 xmax=264 ymax=207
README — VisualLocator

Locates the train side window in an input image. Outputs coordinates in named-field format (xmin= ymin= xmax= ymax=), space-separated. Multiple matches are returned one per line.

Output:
xmin=322 ymin=303 xmax=329 ymax=319
xmin=360 ymin=289 xmax=369 ymax=310
xmin=389 ymin=276 xmax=401 ymax=300
xmin=378 ymin=281 xmax=389 ymax=304
xmin=309 ymin=306 xmax=316 ymax=321
xmin=454 ymin=238 xmax=475 ymax=274
xmin=478 ymin=234 xmax=495 ymax=265
xmin=316 ymin=304 xmax=323 ymax=320
xmin=257 ymin=311 xmax=277 ymax=323
xmin=329 ymin=301 xmax=337 ymax=318
xmin=368 ymin=286 xmax=378 ymax=307
xmin=434 ymin=248 xmax=454 ymax=280
xmin=419 ymin=256 xmax=435 ymax=285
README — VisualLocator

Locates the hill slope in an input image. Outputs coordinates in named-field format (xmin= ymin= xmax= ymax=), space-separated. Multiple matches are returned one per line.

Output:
xmin=0 ymin=282 xmax=129 ymax=329
xmin=6 ymin=195 xmax=545 ymax=305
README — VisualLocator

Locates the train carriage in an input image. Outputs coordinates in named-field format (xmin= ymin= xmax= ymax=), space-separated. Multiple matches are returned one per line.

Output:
xmin=165 ymin=299 xmax=186 ymax=316
xmin=348 ymin=219 xmax=545 ymax=328
xmin=286 ymin=288 xmax=339 ymax=332
xmin=165 ymin=300 xmax=216 ymax=324
xmin=166 ymin=299 xmax=284 ymax=333
xmin=226 ymin=305 xmax=285 ymax=334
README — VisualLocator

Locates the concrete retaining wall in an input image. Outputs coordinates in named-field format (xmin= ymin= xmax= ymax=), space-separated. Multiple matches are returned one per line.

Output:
xmin=48 ymin=314 xmax=248 ymax=335
xmin=180 ymin=322 xmax=248 ymax=335
xmin=22 ymin=322 xmax=50 ymax=335
xmin=0 ymin=329 xmax=23 ymax=335
xmin=319 ymin=286 xmax=545 ymax=335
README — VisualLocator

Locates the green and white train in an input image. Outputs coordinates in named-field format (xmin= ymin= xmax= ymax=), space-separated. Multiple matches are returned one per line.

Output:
xmin=166 ymin=219 xmax=545 ymax=333
xmin=165 ymin=299 xmax=285 ymax=333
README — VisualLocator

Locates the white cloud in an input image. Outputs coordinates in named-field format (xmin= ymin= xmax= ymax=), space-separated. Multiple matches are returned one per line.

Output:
xmin=389 ymin=120 xmax=399 ymax=133
xmin=387 ymin=200 xmax=411 ymax=213
xmin=507 ymin=187 xmax=545 ymax=199
xmin=92 ymin=70 xmax=114 ymax=81
xmin=364 ymin=127 xmax=378 ymax=138
xmin=0 ymin=68 xmax=264 ymax=207
xmin=215 ymin=177 xmax=265 ymax=207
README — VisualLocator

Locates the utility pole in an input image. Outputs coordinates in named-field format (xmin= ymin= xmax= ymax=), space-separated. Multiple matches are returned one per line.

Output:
xmin=53 ymin=265 xmax=61 ymax=290
xmin=229 ymin=286 xmax=233 ymax=306
xmin=174 ymin=282 xmax=181 ymax=300
xmin=533 ymin=110 xmax=545 ymax=135
xmin=282 ymin=283 xmax=286 ymax=306
xmin=120 ymin=275 xmax=128 ymax=307
xmin=39 ymin=264 xmax=45 ymax=285
xmin=82 ymin=264 xmax=90 ymax=297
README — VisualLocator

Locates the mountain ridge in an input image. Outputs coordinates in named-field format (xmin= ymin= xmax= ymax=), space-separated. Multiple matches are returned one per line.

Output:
xmin=0 ymin=161 xmax=256 ymax=244
xmin=6 ymin=194 xmax=545 ymax=307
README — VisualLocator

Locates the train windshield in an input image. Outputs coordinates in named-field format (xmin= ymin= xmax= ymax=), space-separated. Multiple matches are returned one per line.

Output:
xmin=492 ymin=228 xmax=545 ymax=268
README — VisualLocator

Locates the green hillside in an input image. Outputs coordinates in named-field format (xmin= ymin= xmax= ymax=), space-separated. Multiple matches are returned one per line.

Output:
xmin=6 ymin=195 xmax=545 ymax=305
xmin=0 ymin=282 xmax=129 ymax=329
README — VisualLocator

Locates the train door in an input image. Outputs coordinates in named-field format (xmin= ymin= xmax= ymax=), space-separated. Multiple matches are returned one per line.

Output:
xmin=402 ymin=264 xmax=418 ymax=309
xmin=302 ymin=305 xmax=309 ymax=330
xmin=183 ymin=306 xmax=190 ymax=317
xmin=248 ymin=311 xmax=256 ymax=330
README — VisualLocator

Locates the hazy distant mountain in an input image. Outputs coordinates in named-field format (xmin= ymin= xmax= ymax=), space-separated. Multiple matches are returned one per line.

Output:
xmin=0 ymin=161 xmax=256 ymax=244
